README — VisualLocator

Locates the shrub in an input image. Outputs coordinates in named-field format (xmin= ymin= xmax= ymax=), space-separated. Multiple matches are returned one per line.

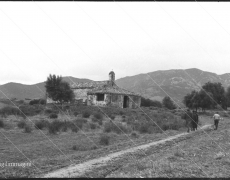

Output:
xmin=35 ymin=119 xmax=49 ymax=130
xmin=89 ymin=122 xmax=97 ymax=130
xmin=49 ymin=113 xmax=58 ymax=119
xmin=74 ymin=118 xmax=87 ymax=129
xmin=20 ymin=105 xmax=44 ymax=116
xmin=82 ymin=111 xmax=90 ymax=118
xmin=99 ymin=133 xmax=110 ymax=145
xmin=73 ymin=111 xmax=79 ymax=117
xmin=17 ymin=120 xmax=27 ymax=129
xmin=98 ymin=119 xmax=103 ymax=126
xmin=70 ymin=125 xmax=79 ymax=133
xmin=29 ymin=99 xmax=46 ymax=105
xmin=0 ymin=119 xmax=4 ymax=128
xmin=131 ymin=131 xmax=139 ymax=138
xmin=94 ymin=113 xmax=103 ymax=120
xmin=24 ymin=124 xmax=32 ymax=133
xmin=109 ymin=115 xmax=115 ymax=120
xmin=48 ymin=120 xmax=64 ymax=134
xmin=92 ymin=117 xmax=98 ymax=123
xmin=45 ymin=109 xmax=53 ymax=114
xmin=0 ymin=106 xmax=21 ymax=116
xmin=104 ymin=121 xmax=130 ymax=134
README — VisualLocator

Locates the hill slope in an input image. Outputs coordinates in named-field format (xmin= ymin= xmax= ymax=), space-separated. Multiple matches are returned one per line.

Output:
xmin=0 ymin=77 xmax=92 ymax=100
xmin=116 ymin=68 xmax=230 ymax=103
xmin=1 ymin=68 xmax=229 ymax=103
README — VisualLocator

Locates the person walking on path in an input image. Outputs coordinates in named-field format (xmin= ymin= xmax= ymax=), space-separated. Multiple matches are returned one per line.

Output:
xmin=192 ymin=110 xmax=199 ymax=131
xmin=182 ymin=109 xmax=193 ymax=133
xmin=213 ymin=112 xmax=221 ymax=130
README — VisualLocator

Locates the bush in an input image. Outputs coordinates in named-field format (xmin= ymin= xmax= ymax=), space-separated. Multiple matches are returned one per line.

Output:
xmin=0 ymin=119 xmax=4 ymax=128
xmin=48 ymin=120 xmax=64 ymax=134
xmin=104 ymin=121 xmax=130 ymax=134
xmin=20 ymin=105 xmax=44 ymax=116
xmin=131 ymin=131 xmax=139 ymax=138
xmin=49 ymin=113 xmax=58 ymax=119
xmin=70 ymin=125 xmax=79 ymax=133
xmin=94 ymin=113 xmax=103 ymax=120
xmin=45 ymin=109 xmax=53 ymax=114
xmin=29 ymin=99 xmax=46 ymax=105
xmin=24 ymin=124 xmax=32 ymax=133
xmin=0 ymin=106 xmax=21 ymax=116
xmin=74 ymin=118 xmax=87 ymax=129
xmin=82 ymin=111 xmax=90 ymax=118
xmin=35 ymin=119 xmax=49 ymax=130
xmin=17 ymin=120 xmax=27 ymax=129
xmin=73 ymin=111 xmax=79 ymax=117
xmin=89 ymin=122 xmax=97 ymax=130
xmin=109 ymin=115 xmax=115 ymax=120
xmin=99 ymin=133 xmax=110 ymax=145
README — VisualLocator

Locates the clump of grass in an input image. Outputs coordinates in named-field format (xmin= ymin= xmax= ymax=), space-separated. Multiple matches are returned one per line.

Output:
xmin=82 ymin=111 xmax=90 ymax=118
xmin=103 ymin=121 xmax=131 ymax=134
xmin=24 ymin=124 xmax=32 ymax=133
xmin=49 ymin=113 xmax=58 ymax=119
xmin=74 ymin=118 xmax=87 ymax=129
xmin=99 ymin=133 xmax=110 ymax=145
xmin=73 ymin=111 xmax=79 ymax=117
xmin=70 ymin=126 xmax=79 ymax=133
xmin=109 ymin=114 xmax=115 ymax=120
xmin=48 ymin=120 xmax=63 ymax=134
xmin=94 ymin=113 xmax=103 ymax=120
xmin=0 ymin=119 xmax=4 ymax=128
xmin=131 ymin=131 xmax=139 ymax=138
xmin=17 ymin=120 xmax=27 ymax=129
xmin=92 ymin=117 xmax=103 ymax=126
xmin=35 ymin=119 xmax=49 ymax=130
xmin=89 ymin=122 xmax=97 ymax=130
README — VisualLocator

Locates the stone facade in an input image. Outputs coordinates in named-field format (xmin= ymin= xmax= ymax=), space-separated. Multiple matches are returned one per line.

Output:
xmin=71 ymin=71 xmax=141 ymax=109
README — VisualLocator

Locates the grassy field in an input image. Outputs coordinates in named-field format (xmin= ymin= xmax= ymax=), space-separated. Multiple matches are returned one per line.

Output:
xmin=95 ymin=118 xmax=230 ymax=178
xmin=0 ymin=103 xmax=227 ymax=178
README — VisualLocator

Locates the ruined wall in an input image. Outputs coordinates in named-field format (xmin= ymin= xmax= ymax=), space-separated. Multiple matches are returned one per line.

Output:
xmin=73 ymin=89 xmax=90 ymax=102
xmin=110 ymin=94 xmax=123 ymax=108
xmin=87 ymin=93 xmax=141 ymax=109
xmin=128 ymin=95 xmax=141 ymax=109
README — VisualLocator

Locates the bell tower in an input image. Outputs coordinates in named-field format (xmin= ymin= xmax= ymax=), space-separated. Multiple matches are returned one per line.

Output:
xmin=109 ymin=71 xmax=115 ymax=85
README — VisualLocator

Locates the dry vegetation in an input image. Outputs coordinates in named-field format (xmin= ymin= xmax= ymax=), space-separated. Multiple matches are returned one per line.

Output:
xmin=0 ymin=100 xmax=228 ymax=178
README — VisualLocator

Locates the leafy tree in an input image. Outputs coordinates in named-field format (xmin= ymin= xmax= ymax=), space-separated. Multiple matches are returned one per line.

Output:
xmin=198 ymin=90 xmax=214 ymax=111
xmin=225 ymin=86 xmax=230 ymax=107
xmin=141 ymin=97 xmax=162 ymax=108
xmin=162 ymin=96 xmax=176 ymax=110
xmin=45 ymin=74 xmax=75 ymax=106
xmin=202 ymin=82 xmax=225 ymax=108
xmin=183 ymin=90 xmax=200 ymax=111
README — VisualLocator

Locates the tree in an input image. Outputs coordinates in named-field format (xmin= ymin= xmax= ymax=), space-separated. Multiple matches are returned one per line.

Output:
xmin=198 ymin=90 xmax=214 ymax=111
xmin=45 ymin=74 xmax=75 ymax=106
xmin=162 ymin=96 xmax=176 ymax=110
xmin=141 ymin=97 xmax=162 ymax=108
xmin=183 ymin=90 xmax=200 ymax=111
xmin=226 ymin=86 xmax=230 ymax=107
xmin=202 ymin=82 xmax=225 ymax=108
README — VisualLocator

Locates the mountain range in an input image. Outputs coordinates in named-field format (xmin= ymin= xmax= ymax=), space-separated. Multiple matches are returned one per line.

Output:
xmin=1 ymin=68 xmax=230 ymax=104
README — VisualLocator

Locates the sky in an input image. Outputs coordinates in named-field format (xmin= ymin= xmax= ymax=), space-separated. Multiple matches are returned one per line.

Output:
xmin=0 ymin=2 xmax=230 ymax=85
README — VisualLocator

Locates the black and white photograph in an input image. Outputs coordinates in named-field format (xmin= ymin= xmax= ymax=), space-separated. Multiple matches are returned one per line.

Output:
xmin=1 ymin=1 xmax=230 ymax=178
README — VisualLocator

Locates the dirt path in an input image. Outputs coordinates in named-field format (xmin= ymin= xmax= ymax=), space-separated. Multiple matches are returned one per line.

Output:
xmin=42 ymin=124 xmax=212 ymax=178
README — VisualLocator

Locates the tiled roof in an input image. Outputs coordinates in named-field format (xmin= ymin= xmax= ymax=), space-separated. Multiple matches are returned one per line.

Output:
xmin=71 ymin=81 xmax=108 ymax=89
xmin=87 ymin=83 xmax=141 ymax=96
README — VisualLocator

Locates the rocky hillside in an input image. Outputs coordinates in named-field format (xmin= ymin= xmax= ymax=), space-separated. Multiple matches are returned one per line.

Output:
xmin=116 ymin=68 xmax=230 ymax=104
xmin=0 ymin=77 xmax=92 ymax=100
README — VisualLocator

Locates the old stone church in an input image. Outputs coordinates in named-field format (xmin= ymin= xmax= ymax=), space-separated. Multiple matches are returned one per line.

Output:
xmin=71 ymin=71 xmax=141 ymax=109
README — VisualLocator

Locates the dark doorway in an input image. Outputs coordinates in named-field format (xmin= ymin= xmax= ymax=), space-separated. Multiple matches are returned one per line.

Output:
xmin=123 ymin=96 xmax=129 ymax=108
